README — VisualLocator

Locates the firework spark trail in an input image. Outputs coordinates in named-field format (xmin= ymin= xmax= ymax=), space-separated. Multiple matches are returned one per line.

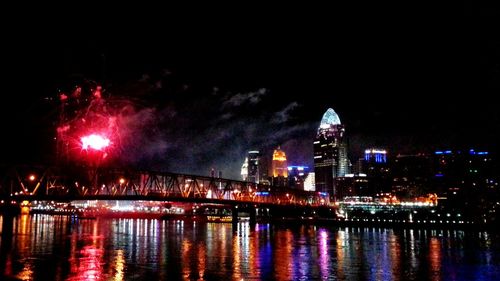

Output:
xmin=56 ymin=83 xmax=168 ymax=167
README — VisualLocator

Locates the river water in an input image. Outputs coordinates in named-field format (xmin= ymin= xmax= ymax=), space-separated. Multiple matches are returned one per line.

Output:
xmin=1 ymin=214 xmax=499 ymax=280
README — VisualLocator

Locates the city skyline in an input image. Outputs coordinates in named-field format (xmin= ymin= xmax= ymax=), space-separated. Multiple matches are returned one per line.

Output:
xmin=1 ymin=6 xmax=500 ymax=281
xmin=2 ymin=5 xmax=499 ymax=180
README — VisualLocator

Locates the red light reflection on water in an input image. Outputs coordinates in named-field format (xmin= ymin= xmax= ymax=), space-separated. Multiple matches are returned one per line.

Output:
xmin=67 ymin=245 xmax=104 ymax=281
xmin=429 ymin=237 xmax=442 ymax=280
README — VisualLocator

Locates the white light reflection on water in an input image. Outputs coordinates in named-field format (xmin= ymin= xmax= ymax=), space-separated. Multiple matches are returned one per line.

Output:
xmin=1 ymin=215 xmax=500 ymax=280
xmin=318 ymin=228 xmax=329 ymax=279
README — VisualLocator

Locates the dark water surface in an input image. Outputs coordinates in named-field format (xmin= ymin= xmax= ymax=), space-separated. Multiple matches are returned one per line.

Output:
xmin=1 ymin=214 xmax=499 ymax=280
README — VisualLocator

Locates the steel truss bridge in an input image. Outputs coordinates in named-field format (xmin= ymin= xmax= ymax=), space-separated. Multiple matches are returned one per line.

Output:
xmin=0 ymin=165 xmax=328 ymax=207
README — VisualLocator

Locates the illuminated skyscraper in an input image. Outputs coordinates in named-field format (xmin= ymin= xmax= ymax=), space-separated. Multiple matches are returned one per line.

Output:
xmin=272 ymin=147 xmax=288 ymax=177
xmin=247 ymin=151 xmax=260 ymax=183
xmin=272 ymin=146 xmax=288 ymax=186
xmin=314 ymin=108 xmax=349 ymax=199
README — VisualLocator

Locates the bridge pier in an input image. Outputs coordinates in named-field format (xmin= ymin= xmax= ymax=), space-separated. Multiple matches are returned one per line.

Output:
xmin=232 ymin=205 xmax=256 ymax=224
xmin=0 ymin=213 xmax=14 ymax=275
xmin=0 ymin=202 xmax=20 ymax=216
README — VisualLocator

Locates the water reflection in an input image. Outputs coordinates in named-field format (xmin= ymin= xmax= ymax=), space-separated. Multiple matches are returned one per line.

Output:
xmin=113 ymin=249 xmax=125 ymax=281
xmin=68 ymin=245 xmax=103 ymax=281
xmin=67 ymin=220 xmax=104 ymax=281
xmin=429 ymin=237 xmax=441 ymax=281
xmin=1 ymin=214 xmax=500 ymax=280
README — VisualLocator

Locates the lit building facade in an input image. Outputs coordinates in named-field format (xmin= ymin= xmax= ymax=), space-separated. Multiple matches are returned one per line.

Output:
xmin=314 ymin=108 xmax=349 ymax=199
xmin=272 ymin=147 xmax=288 ymax=187
xmin=303 ymin=172 xmax=315 ymax=191
xmin=241 ymin=157 xmax=248 ymax=181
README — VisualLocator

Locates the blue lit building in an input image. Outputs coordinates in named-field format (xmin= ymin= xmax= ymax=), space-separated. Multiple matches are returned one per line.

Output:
xmin=365 ymin=149 xmax=387 ymax=163
xmin=357 ymin=148 xmax=392 ymax=197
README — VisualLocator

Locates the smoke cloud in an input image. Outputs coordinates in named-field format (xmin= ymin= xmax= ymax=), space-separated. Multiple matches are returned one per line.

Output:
xmin=107 ymin=74 xmax=317 ymax=179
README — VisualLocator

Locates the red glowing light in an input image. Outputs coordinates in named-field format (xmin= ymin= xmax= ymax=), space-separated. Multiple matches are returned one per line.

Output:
xmin=28 ymin=175 xmax=36 ymax=181
xmin=81 ymin=134 xmax=110 ymax=151
xmin=93 ymin=86 xmax=102 ymax=99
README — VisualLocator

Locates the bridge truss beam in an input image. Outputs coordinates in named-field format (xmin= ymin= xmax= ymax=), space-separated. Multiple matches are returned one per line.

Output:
xmin=1 ymin=165 xmax=327 ymax=206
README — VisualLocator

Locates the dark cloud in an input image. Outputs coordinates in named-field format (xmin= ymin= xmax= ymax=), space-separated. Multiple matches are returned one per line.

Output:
xmin=117 ymin=107 xmax=169 ymax=164
xmin=2 ymin=3 xmax=498 ymax=171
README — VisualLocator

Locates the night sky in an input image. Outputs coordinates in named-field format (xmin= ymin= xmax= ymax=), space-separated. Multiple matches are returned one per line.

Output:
xmin=2 ymin=4 xmax=499 ymax=179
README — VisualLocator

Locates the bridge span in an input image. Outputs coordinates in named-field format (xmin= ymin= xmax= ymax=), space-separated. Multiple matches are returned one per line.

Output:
xmin=0 ymin=165 xmax=329 ymax=208
xmin=2 ymin=165 xmax=445 ymax=226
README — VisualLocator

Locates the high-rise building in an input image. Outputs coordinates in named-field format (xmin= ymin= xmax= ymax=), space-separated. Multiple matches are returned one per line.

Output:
xmin=272 ymin=146 xmax=288 ymax=186
xmin=334 ymin=174 xmax=370 ymax=200
xmin=272 ymin=147 xmax=288 ymax=177
xmin=359 ymin=148 xmax=392 ymax=196
xmin=431 ymin=149 xmax=499 ymax=220
xmin=241 ymin=157 xmax=248 ymax=181
xmin=391 ymin=153 xmax=432 ymax=198
xmin=433 ymin=149 xmax=495 ymax=198
xmin=247 ymin=151 xmax=260 ymax=183
xmin=287 ymin=165 xmax=310 ymax=189
xmin=314 ymin=108 xmax=349 ymax=199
